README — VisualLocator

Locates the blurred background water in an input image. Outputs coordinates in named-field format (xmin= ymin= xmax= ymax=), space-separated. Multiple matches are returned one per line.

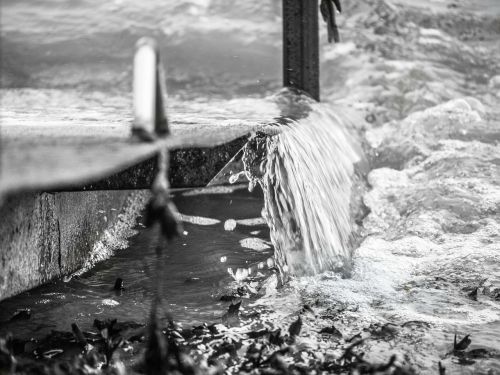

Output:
xmin=0 ymin=0 xmax=282 ymax=98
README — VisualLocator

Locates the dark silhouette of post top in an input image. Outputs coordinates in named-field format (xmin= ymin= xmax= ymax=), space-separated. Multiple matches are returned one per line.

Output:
xmin=283 ymin=0 xmax=320 ymax=101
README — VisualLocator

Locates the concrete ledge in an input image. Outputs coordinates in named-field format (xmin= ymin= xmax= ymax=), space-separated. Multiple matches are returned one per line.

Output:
xmin=0 ymin=92 xmax=280 ymax=199
xmin=58 ymin=137 xmax=247 ymax=191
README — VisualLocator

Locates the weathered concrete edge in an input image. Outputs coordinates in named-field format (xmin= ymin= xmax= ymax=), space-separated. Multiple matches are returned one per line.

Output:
xmin=0 ymin=122 xmax=271 ymax=200
xmin=57 ymin=136 xmax=249 ymax=191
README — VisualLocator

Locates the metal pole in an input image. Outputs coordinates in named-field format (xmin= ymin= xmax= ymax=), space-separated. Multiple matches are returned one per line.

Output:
xmin=132 ymin=38 xmax=157 ymax=140
xmin=282 ymin=0 xmax=320 ymax=101
xmin=132 ymin=37 xmax=169 ymax=141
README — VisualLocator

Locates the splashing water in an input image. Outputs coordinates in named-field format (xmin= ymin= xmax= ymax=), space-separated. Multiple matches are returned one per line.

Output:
xmin=242 ymin=92 xmax=362 ymax=277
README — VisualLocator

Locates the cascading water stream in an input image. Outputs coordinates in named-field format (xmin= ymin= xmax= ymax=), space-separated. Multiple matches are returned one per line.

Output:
xmin=241 ymin=92 xmax=363 ymax=277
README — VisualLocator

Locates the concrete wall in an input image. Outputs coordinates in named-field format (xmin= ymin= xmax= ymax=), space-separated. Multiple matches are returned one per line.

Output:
xmin=0 ymin=190 xmax=147 ymax=301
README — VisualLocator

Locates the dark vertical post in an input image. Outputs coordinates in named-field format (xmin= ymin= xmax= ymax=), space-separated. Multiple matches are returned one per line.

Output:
xmin=283 ymin=0 xmax=320 ymax=101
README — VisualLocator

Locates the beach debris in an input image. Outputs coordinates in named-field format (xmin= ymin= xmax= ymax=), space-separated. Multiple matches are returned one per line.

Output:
xmin=368 ymin=322 xmax=399 ymax=340
xmin=221 ymin=301 xmax=241 ymax=327
xmin=269 ymin=329 xmax=284 ymax=346
xmin=467 ymin=287 xmax=478 ymax=300
xmin=227 ymin=301 xmax=241 ymax=317
xmin=445 ymin=334 xmax=498 ymax=366
xmin=320 ymin=0 xmax=342 ymax=43
xmin=288 ymin=316 xmax=302 ymax=338
xmin=0 ymin=311 xmax=427 ymax=375
xmin=10 ymin=308 xmax=31 ymax=322
xmin=319 ymin=325 xmax=343 ymax=338
xmin=113 ymin=277 xmax=125 ymax=292
xmin=453 ymin=334 xmax=471 ymax=352
xmin=301 ymin=304 xmax=315 ymax=316
xmin=70 ymin=323 xmax=88 ymax=348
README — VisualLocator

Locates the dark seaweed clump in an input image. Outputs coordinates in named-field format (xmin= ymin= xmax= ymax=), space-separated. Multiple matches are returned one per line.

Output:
xmin=3 ymin=290 xmax=500 ymax=375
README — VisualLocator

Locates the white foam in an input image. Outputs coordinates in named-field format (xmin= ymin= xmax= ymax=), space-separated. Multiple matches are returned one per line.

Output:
xmin=176 ymin=213 xmax=220 ymax=226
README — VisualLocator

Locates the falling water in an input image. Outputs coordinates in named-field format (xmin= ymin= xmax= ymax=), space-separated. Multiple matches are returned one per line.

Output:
xmin=242 ymin=91 xmax=363 ymax=277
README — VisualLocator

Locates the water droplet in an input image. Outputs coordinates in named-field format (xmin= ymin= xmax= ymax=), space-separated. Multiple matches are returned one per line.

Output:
xmin=266 ymin=258 xmax=275 ymax=268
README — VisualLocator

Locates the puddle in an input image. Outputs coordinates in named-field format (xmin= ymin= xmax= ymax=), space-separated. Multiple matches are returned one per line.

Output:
xmin=0 ymin=186 xmax=271 ymax=338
